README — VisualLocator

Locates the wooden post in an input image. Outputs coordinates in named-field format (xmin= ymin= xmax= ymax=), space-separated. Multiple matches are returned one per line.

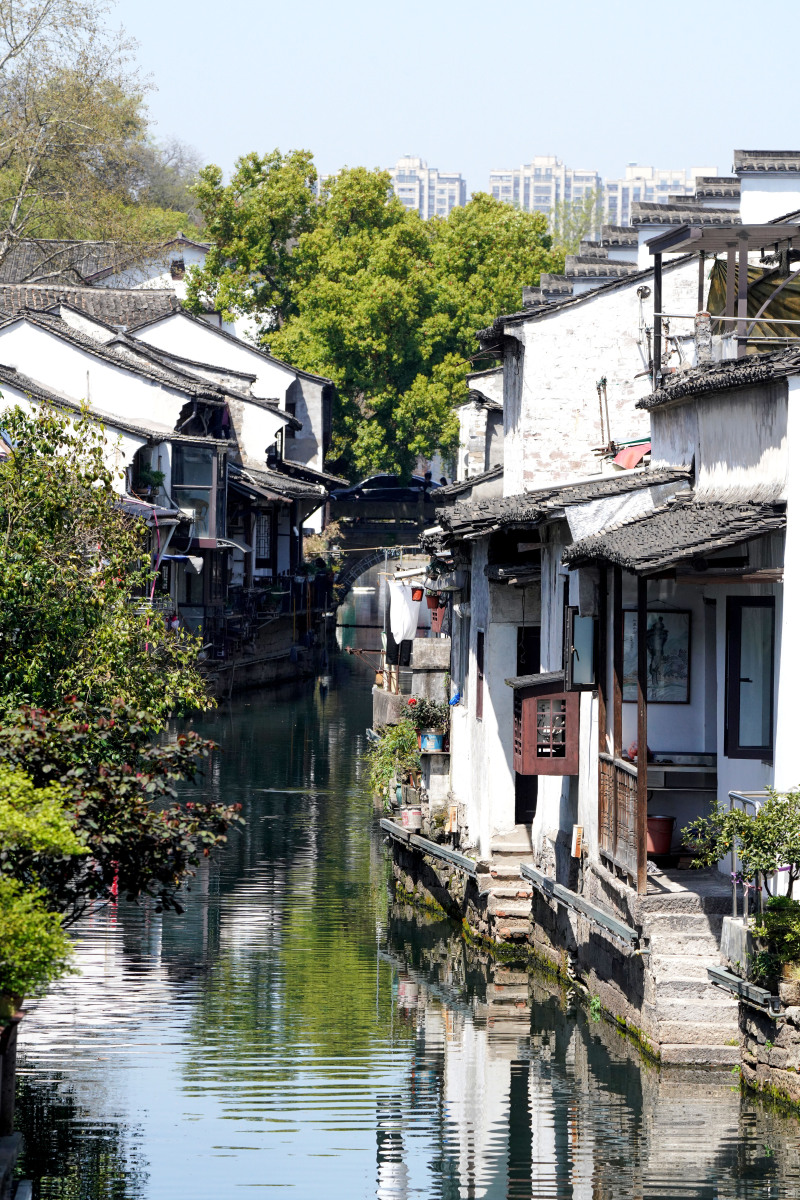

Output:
xmin=737 ymin=236 xmax=749 ymax=358
xmin=597 ymin=567 xmax=608 ymax=752
xmin=652 ymin=253 xmax=663 ymax=382
xmin=725 ymin=243 xmax=736 ymax=321
xmin=636 ymin=576 xmax=649 ymax=895
xmin=698 ymin=250 xmax=706 ymax=311
xmin=612 ymin=566 xmax=623 ymax=860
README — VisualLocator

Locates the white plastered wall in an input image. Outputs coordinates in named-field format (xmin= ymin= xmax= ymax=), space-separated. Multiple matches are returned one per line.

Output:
xmin=502 ymin=256 xmax=709 ymax=497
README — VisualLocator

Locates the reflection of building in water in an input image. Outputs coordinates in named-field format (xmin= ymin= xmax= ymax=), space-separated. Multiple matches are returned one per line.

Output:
xmin=383 ymin=909 xmax=798 ymax=1199
xmin=376 ymin=1096 xmax=409 ymax=1200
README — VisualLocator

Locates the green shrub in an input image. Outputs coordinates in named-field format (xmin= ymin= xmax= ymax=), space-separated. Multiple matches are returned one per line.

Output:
xmin=368 ymin=721 xmax=420 ymax=798
xmin=753 ymin=895 xmax=800 ymax=976
xmin=0 ymin=878 xmax=74 ymax=1005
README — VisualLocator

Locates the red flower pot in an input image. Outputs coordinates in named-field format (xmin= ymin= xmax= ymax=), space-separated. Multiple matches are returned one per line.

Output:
xmin=411 ymin=586 xmax=423 ymax=601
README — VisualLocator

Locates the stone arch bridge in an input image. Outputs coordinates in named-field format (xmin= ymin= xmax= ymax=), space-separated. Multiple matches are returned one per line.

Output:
xmin=329 ymin=495 xmax=437 ymax=604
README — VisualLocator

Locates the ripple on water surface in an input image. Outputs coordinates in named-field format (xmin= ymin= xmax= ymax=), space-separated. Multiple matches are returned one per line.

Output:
xmin=13 ymin=662 xmax=800 ymax=1199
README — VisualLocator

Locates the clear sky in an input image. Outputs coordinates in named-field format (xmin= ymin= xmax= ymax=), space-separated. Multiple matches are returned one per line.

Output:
xmin=123 ymin=0 xmax=798 ymax=191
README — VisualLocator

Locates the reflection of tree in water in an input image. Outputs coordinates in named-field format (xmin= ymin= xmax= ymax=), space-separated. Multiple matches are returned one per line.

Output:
xmin=15 ymin=1075 xmax=147 ymax=1199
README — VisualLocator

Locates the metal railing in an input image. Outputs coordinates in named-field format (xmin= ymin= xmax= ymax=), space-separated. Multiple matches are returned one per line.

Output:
xmin=729 ymin=789 xmax=769 ymax=922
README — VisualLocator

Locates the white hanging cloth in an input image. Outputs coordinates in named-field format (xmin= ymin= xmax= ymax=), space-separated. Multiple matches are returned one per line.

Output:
xmin=388 ymin=580 xmax=420 ymax=643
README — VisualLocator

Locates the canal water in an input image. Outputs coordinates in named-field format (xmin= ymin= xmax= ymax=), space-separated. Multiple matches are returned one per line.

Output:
xmin=14 ymin=652 xmax=800 ymax=1199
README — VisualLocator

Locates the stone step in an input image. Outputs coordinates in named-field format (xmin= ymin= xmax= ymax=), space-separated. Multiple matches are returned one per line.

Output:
xmin=494 ymin=921 xmax=531 ymax=941
xmin=488 ymin=900 xmax=532 ymax=919
xmin=660 ymin=1043 xmax=740 ymax=1065
xmin=657 ymin=998 xmax=739 ymax=1027
xmin=646 ymin=931 xmax=723 ymax=955
xmin=653 ymin=979 xmax=732 ymax=1001
xmin=488 ymin=886 xmax=533 ymax=900
xmin=487 ymin=863 xmax=526 ymax=881
xmin=642 ymin=912 xmax=725 ymax=934
xmin=651 ymin=954 xmax=715 ymax=981
xmin=658 ymin=1020 xmax=740 ymax=1046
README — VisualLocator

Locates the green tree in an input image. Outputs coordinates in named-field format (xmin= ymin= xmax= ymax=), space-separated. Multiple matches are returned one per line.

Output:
xmin=0 ymin=402 xmax=211 ymax=720
xmin=0 ymin=762 xmax=85 ymax=1007
xmin=186 ymin=148 xmax=318 ymax=322
xmin=684 ymin=789 xmax=800 ymax=898
xmin=549 ymin=189 xmax=602 ymax=254
xmin=186 ymin=156 xmax=563 ymax=476
xmin=0 ymin=700 xmax=243 ymax=924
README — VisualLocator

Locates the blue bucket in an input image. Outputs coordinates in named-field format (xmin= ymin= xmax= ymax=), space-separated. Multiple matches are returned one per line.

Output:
xmin=420 ymin=731 xmax=444 ymax=752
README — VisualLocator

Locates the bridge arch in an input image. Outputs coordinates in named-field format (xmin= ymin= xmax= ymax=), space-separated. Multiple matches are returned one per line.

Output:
xmin=334 ymin=547 xmax=403 ymax=605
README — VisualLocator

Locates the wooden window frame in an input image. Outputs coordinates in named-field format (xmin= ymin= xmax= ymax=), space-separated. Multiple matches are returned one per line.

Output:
xmin=513 ymin=682 xmax=579 ymax=776
xmin=725 ymin=596 xmax=775 ymax=761
xmin=564 ymin=605 xmax=597 ymax=691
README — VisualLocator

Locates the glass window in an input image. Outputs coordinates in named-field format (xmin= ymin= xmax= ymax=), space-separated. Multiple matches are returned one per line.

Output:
xmin=176 ymin=488 xmax=212 ymax=539
xmin=726 ymin=597 xmax=775 ymax=759
xmin=565 ymin=607 xmax=596 ymax=689
xmin=173 ymin=445 xmax=213 ymax=487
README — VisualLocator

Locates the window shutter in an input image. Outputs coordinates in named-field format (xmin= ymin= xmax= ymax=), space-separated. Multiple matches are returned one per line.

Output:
xmin=513 ymin=685 xmax=579 ymax=776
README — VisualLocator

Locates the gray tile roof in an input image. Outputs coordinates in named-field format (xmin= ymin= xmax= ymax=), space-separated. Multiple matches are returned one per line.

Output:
xmin=0 ymin=240 xmax=119 ymax=284
xmin=237 ymin=464 xmax=327 ymax=501
xmin=601 ymin=225 xmax=638 ymax=246
xmin=565 ymin=256 xmax=641 ymax=278
xmin=638 ymin=348 xmax=800 ymax=411
xmin=563 ymin=497 xmax=786 ymax=573
xmin=694 ymin=176 xmax=740 ymax=198
xmin=436 ymin=464 xmax=503 ymax=500
xmin=735 ymin=151 xmax=800 ymax=174
xmin=631 ymin=202 xmax=742 ymax=227
xmin=0 ymin=283 xmax=179 ymax=327
xmin=436 ymin=467 xmax=691 ymax=540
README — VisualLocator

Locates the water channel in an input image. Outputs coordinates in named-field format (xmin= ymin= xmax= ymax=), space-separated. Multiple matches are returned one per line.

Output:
xmin=13 ymin=640 xmax=800 ymax=1198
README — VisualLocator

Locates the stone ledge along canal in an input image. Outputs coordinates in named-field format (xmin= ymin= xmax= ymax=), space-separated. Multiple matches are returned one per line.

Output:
xmin=13 ymin=652 xmax=800 ymax=1198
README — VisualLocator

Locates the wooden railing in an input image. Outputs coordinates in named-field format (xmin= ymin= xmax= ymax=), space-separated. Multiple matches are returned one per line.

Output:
xmin=599 ymin=753 xmax=640 ymax=881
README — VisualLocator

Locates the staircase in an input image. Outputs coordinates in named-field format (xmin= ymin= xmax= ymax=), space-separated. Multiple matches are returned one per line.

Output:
xmin=640 ymin=873 xmax=740 ymax=1064
xmin=477 ymin=828 xmax=535 ymax=944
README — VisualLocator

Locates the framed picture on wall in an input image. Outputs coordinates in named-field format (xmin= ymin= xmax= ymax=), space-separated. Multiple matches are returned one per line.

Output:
xmin=622 ymin=610 xmax=691 ymax=704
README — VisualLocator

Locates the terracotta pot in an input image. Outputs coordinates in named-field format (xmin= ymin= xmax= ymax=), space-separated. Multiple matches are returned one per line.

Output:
xmin=646 ymin=815 xmax=674 ymax=855
xmin=411 ymin=586 xmax=424 ymax=602
xmin=426 ymin=594 xmax=439 ymax=610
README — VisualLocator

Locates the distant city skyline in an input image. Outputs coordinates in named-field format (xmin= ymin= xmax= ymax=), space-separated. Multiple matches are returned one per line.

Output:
xmin=386 ymin=153 xmax=722 ymax=222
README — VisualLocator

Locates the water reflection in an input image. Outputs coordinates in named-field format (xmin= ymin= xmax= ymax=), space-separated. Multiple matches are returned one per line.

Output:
xmin=13 ymin=657 xmax=800 ymax=1199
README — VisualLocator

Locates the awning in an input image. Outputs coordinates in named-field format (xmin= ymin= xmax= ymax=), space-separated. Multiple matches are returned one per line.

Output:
xmin=563 ymin=498 xmax=786 ymax=575
xmin=216 ymin=537 xmax=252 ymax=555
xmin=646 ymin=222 xmax=800 ymax=257
xmin=162 ymin=554 xmax=203 ymax=573
xmin=613 ymin=443 xmax=650 ymax=470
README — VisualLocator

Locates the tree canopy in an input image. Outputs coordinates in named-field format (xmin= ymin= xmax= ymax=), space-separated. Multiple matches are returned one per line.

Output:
xmin=0 ymin=0 xmax=201 ymax=270
xmin=186 ymin=157 xmax=564 ymax=477
xmin=0 ymin=402 xmax=212 ymax=720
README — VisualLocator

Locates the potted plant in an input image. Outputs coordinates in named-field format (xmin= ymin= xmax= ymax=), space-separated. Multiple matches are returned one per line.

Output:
xmin=132 ymin=464 xmax=165 ymax=498
xmin=425 ymin=588 xmax=440 ymax=611
xmin=405 ymin=696 xmax=451 ymax=751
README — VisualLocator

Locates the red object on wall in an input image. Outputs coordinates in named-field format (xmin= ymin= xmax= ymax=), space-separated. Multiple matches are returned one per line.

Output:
xmin=513 ymin=684 xmax=579 ymax=775
xmin=430 ymin=602 xmax=447 ymax=634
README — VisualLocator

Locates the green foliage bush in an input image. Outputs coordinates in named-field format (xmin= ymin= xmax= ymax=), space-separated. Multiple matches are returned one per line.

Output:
xmin=0 ymin=878 xmax=74 ymax=1005
xmin=683 ymin=790 xmax=800 ymax=897
xmin=367 ymin=721 xmax=420 ymax=799
xmin=0 ymin=701 xmax=244 ymax=924
xmin=753 ymin=896 xmax=800 ymax=982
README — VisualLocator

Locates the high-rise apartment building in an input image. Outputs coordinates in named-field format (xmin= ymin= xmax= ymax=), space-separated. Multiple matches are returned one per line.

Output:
xmin=388 ymin=156 xmax=467 ymax=219
xmin=488 ymin=156 xmax=602 ymax=215
xmin=604 ymin=164 xmax=719 ymax=226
